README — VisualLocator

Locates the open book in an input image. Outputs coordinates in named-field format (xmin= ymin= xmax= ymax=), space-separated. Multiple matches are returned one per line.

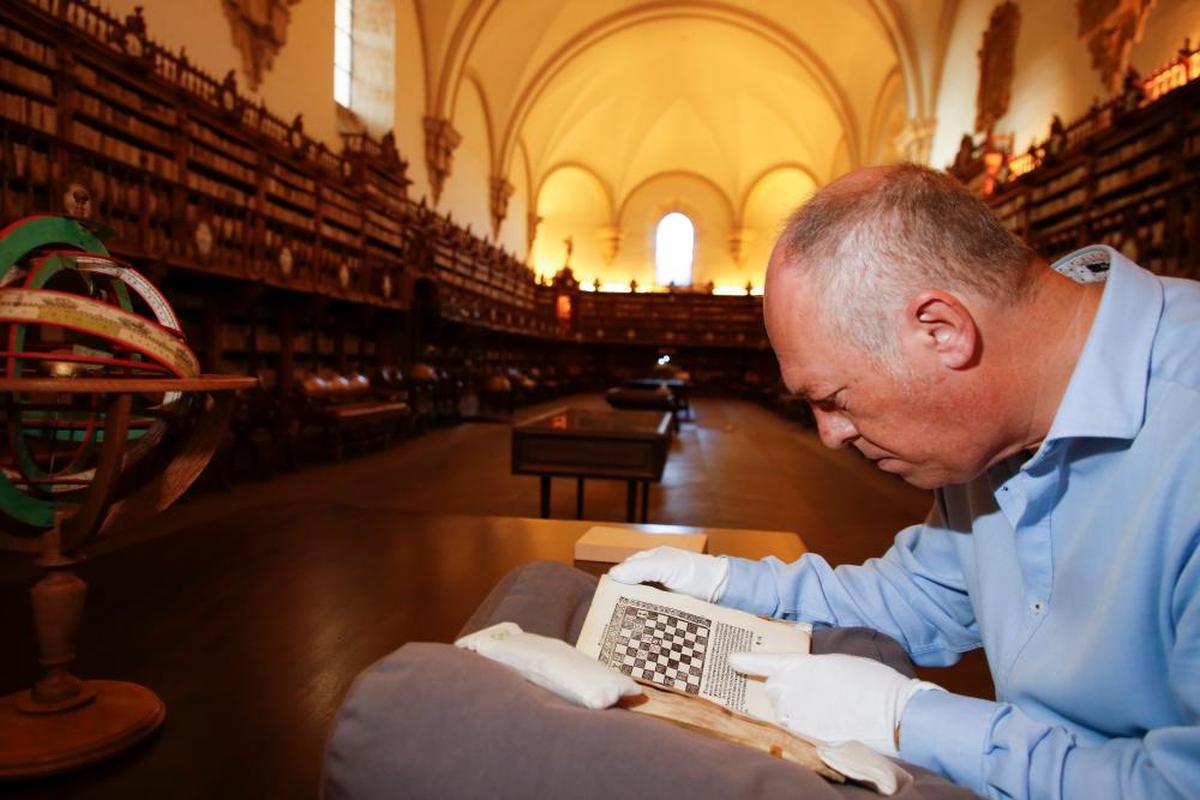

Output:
xmin=576 ymin=575 xmax=811 ymax=723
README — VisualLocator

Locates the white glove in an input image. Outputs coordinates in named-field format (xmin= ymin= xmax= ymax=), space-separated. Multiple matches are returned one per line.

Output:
xmin=728 ymin=652 xmax=942 ymax=757
xmin=608 ymin=546 xmax=729 ymax=602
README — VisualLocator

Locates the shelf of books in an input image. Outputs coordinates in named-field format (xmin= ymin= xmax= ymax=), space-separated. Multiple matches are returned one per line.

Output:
xmin=574 ymin=292 xmax=767 ymax=349
xmin=316 ymin=179 xmax=366 ymax=301
xmin=258 ymin=150 xmax=321 ymax=292
xmin=0 ymin=0 xmax=787 ymax=389
xmin=179 ymin=112 xmax=258 ymax=277
xmin=985 ymin=45 xmax=1199 ymax=279
xmin=362 ymin=197 xmax=405 ymax=305
xmin=357 ymin=138 xmax=408 ymax=304
xmin=0 ymin=11 xmax=57 ymax=223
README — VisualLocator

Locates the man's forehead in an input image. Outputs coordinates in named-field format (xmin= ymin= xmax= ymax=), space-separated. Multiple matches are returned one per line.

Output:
xmin=780 ymin=351 xmax=836 ymax=396
xmin=765 ymin=261 xmax=816 ymax=317
xmin=766 ymin=277 xmax=849 ymax=392
xmin=772 ymin=320 xmax=837 ymax=396
xmin=766 ymin=273 xmax=826 ymax=352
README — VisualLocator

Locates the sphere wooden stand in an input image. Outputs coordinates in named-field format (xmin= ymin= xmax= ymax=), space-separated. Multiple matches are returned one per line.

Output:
xmin=0 ymin=376 xmax=255 ymax=779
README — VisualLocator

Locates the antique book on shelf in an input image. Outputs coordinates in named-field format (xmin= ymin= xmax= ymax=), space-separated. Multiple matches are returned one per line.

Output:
xmin=574 ymin=525 xmax=707 ymax=563
xmin=577 ymin=575 xmax=811 ymax=722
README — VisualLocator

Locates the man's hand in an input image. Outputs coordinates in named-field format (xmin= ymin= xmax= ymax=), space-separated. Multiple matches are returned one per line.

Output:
xmin=728 ymin=652 xmax=942 ymax=757
xmin=608 ymin=546 xmax=729 ymax=602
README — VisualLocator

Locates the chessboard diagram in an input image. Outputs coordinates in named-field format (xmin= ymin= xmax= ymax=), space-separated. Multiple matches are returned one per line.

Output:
xmin=597 ymin=598 xmax=711 ymax=694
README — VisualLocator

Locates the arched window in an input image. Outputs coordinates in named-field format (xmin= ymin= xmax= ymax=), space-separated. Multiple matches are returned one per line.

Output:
xmin=333 ymin=0 xmax=354 ymax=107
xmin=655 ymin=212 xmax=694 ymax=287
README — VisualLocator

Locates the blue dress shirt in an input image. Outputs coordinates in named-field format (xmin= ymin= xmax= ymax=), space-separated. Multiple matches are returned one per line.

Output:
xmin=721 ymin=246 xmax=1200 ymax=798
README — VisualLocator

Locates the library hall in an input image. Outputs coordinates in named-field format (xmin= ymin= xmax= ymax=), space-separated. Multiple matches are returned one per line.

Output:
xmin=1 ymin=0 xmax=1199 ymax=797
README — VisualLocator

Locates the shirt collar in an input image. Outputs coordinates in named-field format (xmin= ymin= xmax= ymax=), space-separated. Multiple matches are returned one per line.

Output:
xmin=1042 ymin=245 xmax=1164 ymax=445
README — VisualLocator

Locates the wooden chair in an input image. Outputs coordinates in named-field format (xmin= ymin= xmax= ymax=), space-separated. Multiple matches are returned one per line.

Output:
xmin=295 ymin=370 xmax=411 ymax=460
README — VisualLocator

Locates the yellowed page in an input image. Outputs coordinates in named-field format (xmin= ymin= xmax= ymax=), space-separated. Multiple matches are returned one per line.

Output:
xmin=577 ymin=575 xmax=811 ymax=722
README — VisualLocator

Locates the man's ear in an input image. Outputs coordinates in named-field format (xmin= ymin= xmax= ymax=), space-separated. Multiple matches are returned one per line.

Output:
xmin=904 ymin=292 xmax=979 ymax=370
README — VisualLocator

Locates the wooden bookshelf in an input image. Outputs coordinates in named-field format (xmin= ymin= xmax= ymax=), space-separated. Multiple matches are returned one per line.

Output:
xmin=574 ymin=291 xmax=767 ymax=350
xmin=0 ymin=0 xmax=774 ymax=393
xmin=957 ymin=44 xmax=1200 ymax=279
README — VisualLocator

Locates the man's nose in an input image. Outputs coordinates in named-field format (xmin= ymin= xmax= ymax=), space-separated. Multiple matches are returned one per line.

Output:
xmin=813 ymin=408 xmax=858 ymax=449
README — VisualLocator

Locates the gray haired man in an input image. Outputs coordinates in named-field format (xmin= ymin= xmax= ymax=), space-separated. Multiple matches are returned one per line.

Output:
xmin=613 ymin=164 xmax=1200 ymax=799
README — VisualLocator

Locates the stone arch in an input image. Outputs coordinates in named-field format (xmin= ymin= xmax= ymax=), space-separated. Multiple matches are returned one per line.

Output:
xmin=617 ymin=169 xmax=735 ymax=227
xmin=738 ymin=162 xmax=823 ymax=225
xmin=866 ymin=66 xmax=908 ymax=164
xmin=740 ymin=165 xmax=822 ymax=277
xmin=536 ymin=162 xmax=616 ymax=222
xmin=531 ymin=164 xmax=613 ymax=280
xmin=615 ymin=170 xmax=738 ymax=290
xmin=864 ymin=0 xmax=927 ymax=120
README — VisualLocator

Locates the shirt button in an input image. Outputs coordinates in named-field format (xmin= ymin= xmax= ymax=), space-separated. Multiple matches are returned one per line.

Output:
xmin=1031 ymin=601 xmax=1045 ymax=614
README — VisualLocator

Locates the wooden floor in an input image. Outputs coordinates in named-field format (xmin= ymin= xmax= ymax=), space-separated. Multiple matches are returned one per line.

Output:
xmin=87 ymin=392 xmax=996 ymax=699
xmin=132 ymin=393 xmax=933 ymax=567
xmin=0 ymin=393 xmax=994 ymax=797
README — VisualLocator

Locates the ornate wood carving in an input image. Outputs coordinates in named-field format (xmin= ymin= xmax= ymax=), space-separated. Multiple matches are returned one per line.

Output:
xmin=976 ymin=2 xmax=1021 ymax=133
xmin=221 ymin=0 xmax=301 ymax=91
xmin=1077 ymin=0 xmax=1157 ymax=90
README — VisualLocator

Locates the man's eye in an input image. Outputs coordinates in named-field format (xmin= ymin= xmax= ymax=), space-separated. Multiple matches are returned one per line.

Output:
xmin=813 ymin=394 xmax=843 ymax=412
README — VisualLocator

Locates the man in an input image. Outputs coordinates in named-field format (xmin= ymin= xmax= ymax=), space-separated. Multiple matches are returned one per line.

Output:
xmin=611 ymin=164 xmax=1200 ymax=798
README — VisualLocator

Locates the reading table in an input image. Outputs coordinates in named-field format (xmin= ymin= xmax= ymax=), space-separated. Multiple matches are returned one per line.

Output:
xmin=0 ymin=506 xmax=804 ymax=798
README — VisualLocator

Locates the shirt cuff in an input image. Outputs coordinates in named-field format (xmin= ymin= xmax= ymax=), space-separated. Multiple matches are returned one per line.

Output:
xmin=716 ymin=556 xmax=779 ymax=616
xmin=899 ymin=687 xmax=997 ymax=794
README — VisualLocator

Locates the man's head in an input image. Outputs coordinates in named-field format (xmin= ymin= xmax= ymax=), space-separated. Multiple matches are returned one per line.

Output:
xmin=772 ymin=164 xmax=1034 ymax=359
xmin=765 ymin=164 xmax=1041 ymax=489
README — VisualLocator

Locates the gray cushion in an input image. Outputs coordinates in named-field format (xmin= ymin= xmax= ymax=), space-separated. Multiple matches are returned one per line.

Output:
xmin=323 ymin=562 xmax=978 ymax=799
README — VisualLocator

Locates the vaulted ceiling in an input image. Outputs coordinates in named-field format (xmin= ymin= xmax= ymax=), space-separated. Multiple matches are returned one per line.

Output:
xmin=413 ymin=0 xmax=959 ymax=220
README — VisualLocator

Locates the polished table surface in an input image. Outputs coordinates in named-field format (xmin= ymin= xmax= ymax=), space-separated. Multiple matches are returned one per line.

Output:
xmin=0 ymin=503 xmax=804 ymax=798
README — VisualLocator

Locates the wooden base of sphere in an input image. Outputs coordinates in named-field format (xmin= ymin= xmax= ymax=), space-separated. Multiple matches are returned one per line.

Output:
xmin=0 ymin=376 xmax=250 ymax=782
xmin=0 ymin=680 xmax=164 ymax=779
xmin=1 ymin=521 xmax=166 ymax=780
